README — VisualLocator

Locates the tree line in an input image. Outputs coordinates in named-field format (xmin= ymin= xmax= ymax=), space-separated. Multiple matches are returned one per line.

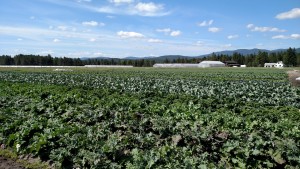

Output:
xmin=0 ymin=48 xmax=299 ymax=67
xmin=203 ymin=48 xmax=299 ymax=67
xmin=0 ymin=54 xmax=83 ymax=66
xmin=162 ymin=48 xmax=298 ymax=67
xmin=0 ymin=54 xmax=156 ymax=67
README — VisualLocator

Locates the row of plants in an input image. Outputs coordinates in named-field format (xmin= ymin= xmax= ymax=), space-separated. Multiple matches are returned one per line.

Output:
xmin=0 ymin=68 xmax=299 ymax=168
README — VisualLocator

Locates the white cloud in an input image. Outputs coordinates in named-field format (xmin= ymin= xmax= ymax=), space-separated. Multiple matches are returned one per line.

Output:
xmin=55 ymin=26 xmax=77 ymax=32
xmin=17 ymin=38 xmax=23 ymax=41
xmin=99 ymin=23 xmax=106 ymax=26
xmin=170 ymin=30 xmax=181 ymax=37
xmin=77 ymin=0 xmax=92 ymax=2
xmin=89 ymin=38 xmax=96 ymax=42
xmin=44 ymin=0 xmax=169 ymax=17
xmin=0 ymin=26 xmax=116 ymax=43
xmin=97 ymin=6 xmax=116 ymax=13
xmin=247 ymin=24 xmax=286 ymax=32
xmin=117 ymin=31 xmax=145 ymax=38
xmin=227 ymin=35 xmax=239 ymax=39
xmin=93 ymin=52 xmax=104 ymax=56
xmin=247 ymin=24 xmax=254 ymax=29
xmin=198 ymin=20 xmax=214 ymax=27
xmin=82 ymin=21 xmax=104 ymax=26
xmin=148 ymin=38 xmax=163 ymax=43
xmin=37 ymin=50 xmax=54 ymax=55
xmin=68 ymin=51 xmax=91 ymax=57
xmin=109 ymin=0 xmax=133 ymax=5
xmin=106 ymin=15 xmax=115 ymax=19
xmin=82 ymin=29 xmax=92 ymax=33
xmin=0 ymin=25 xmax=128 ymax=57
xmin=208 ymin=27 xmax=221 ymax=33
xmin=92 ymin=2 xmax=170 ymax=17
xmin=53 ymin=38 xmax=60 ymax=42
xmin=156 ymin=28 xmax=171 ymax=33
xmin=252 ymin=27 xmax=285 ymax=32
xmin=156 ymin=28 xmax=181 ymax=37
xmin=196 ymin=41 xmax=204 ymax=46
xmin=291 ymin=34 xmax=300 ymax=39
xmin=57 ymin=26 xmax=68 ymax=31
xmin=272 ymin=35 xmax=288 ymax=39
xmin=272 ymin=34 xmax=300 ymax=39
xmin=134 ymin=2 xmax=163 ymax=13
xmin=223 ymin=44 xmax=232 ymax=48
xmin=276 ymin=8 xmax=300 ymax=20
xmin=0 ymin=25 xmax=252 ymax=58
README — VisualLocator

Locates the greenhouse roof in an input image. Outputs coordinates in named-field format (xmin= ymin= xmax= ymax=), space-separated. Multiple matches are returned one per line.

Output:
xmin=200 ymin=61 xmax=225 ymax=64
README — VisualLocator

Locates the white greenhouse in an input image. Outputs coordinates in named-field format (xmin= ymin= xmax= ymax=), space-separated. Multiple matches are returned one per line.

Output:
xmin=198 ymin=61 xmax=225 ymax=68
xmin=153 ymin=61 xmax=226 ymax=68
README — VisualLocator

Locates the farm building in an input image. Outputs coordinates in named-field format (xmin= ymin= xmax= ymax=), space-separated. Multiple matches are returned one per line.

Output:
xmin=264 ymin=61 xmax=284 ymax=68
xmin=275 ymin=61 xmax=284 ymax=68
xmin=264 ymin=63 xmax=276 ymax=67
xmin=223 ymin=61 xmax=240 ymax=67
xmin=198 ymin=61 xmax=225 ymax=68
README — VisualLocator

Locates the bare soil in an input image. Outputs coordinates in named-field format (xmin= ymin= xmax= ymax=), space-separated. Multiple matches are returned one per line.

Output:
xmin=0 ymin=156 xmax=25 ymax=169
xmin=288 ymin=70 xmax=300 ymax=87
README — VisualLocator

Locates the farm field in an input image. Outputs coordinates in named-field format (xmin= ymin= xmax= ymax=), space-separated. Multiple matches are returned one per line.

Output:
xmin=0 ymin=67 xmax=300 ymax=168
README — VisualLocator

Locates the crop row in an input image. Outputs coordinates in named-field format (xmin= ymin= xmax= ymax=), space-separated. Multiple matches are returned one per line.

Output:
xmin=0 ymin=68 xmax=299 ymax=168
xmin=0 ymin=70 xmax=298 ymax=108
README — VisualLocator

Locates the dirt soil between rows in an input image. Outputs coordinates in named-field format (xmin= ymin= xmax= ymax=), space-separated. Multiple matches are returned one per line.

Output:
xmin=0 ymin=156 xmax=25 ymax=169
xmin=288 ymin=70 xmax=300 ymax=87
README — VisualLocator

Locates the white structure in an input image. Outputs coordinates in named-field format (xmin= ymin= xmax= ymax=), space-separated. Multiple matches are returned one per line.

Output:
xmin=264 ymin=61 xmax=284 ymax=68
xmin=241 ymin=65 xmax=247 ymax=68
xmin=153 ymin=61 xmax=225 ymax=68
xmin=264 ymin=63 xmax=276 ymax=67
xmin=153 ymin=64 xmax=199 ymax=68
xmin=84 ymin=65 xmax=133 ymax=68
xmin=198 ymin=61 xmax=225 ymax=68
xmin=275 ymin=61 xmax=284 ymax=68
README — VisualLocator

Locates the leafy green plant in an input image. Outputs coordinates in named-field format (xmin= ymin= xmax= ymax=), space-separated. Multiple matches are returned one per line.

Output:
xmin=0 ymin=68 xmax=299 ymax=168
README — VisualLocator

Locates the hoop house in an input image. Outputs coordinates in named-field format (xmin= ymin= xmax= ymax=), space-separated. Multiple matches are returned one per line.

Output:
xmin=198 ymin=61 xmax=225 ymax=68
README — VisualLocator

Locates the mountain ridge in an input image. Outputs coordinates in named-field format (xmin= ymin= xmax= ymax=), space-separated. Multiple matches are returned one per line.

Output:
xmin=82 ymin=48 xmax=300 ymax=61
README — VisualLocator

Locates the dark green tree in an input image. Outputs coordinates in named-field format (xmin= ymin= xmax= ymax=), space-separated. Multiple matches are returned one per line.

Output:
xmin=283 ymin=47 xmax=297 ymax=66
xmin=256 ymin=51 xmax=268 ymax=67
xmin=0 ymin=55 xmax=14 ymax=65
xmin=297 ymin=53 xmax=300 ymax=66
xmin=232 ymin=52 xmax=244 ymax=64
xmin=268 ymin=53 xmax=277 ymax=63
xmin=210 ymin=53 xmax=217 ymax=61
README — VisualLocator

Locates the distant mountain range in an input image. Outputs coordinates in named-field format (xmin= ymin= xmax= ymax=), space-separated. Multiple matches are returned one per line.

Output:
xmin=211 ymin=48 xmax=300 ymax=56
xmin=81 ymin=48 xmax=300 ymax=62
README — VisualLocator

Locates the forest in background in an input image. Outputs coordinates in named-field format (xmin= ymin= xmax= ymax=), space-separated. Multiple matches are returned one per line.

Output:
xmin=0 ymin=48 xmax=299 ymax=67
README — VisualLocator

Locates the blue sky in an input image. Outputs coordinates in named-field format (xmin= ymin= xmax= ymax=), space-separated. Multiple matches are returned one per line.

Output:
xmin=0 ymin=0 xmax=300 ymax=58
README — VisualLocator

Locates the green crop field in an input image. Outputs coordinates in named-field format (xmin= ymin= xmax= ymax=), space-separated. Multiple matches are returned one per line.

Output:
xmin=0 ymin=67 xmax=299 ymax=168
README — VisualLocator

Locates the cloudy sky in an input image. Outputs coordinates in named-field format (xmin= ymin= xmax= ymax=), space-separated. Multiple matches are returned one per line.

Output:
xmin=0 ymin=0 xmax=300 ymax=58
